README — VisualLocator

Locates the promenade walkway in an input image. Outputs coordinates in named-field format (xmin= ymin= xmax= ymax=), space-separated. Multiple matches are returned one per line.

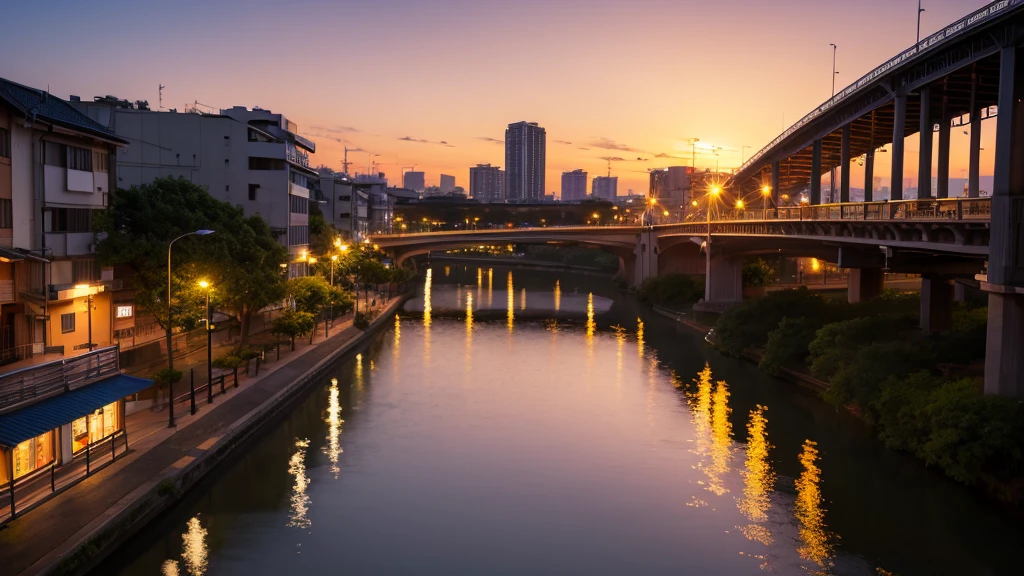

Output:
xmin=0 ymin=298 xmax=399 ymax=576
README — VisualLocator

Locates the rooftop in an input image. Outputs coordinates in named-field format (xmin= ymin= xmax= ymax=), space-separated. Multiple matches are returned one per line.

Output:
xmin=0 ymin=78 xmax=127 ymax=145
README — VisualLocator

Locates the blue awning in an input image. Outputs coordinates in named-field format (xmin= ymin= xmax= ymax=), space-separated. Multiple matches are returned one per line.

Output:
xmin=0 ymin=374 xmax=153 ymax=448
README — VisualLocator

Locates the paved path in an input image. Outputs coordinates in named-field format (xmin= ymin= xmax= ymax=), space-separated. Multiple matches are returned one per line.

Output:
xmin=0 ymin=300 xmax=400 ymax=576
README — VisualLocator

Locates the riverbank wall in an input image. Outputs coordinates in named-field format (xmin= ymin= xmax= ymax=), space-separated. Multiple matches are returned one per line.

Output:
xmin=37 ymin=297 xmax=407 ymax=576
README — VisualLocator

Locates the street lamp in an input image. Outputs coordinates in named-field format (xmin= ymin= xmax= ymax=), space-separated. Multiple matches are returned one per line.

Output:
xmin=166 ymin=229 xmax=213 ymax=428
xmin=762 ymin=184 xmax=772 ymax=219
xmin=917 ymin=0 xmax=926 ymax=44
xmin=704 ymin=185 xmax=721 ymax=302
xmin=199 ymin=280 xmax=214 ymax=404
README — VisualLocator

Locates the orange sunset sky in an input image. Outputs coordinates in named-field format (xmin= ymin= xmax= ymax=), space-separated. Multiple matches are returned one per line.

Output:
xmin=1 ymin=0 xmax=998 ymax=196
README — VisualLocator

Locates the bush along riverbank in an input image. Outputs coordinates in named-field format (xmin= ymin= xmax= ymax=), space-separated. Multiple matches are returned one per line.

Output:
xmin=714 ymin=288 xmax=1024 ymax=501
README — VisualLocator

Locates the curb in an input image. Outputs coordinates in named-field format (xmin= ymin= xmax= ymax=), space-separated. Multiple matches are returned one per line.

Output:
xmin=30 ymin=298 xmax=407 ymax=576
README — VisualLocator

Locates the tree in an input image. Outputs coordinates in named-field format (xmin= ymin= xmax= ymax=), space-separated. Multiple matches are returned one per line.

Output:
xmin=272 ymin=309 xmax=315 ymax=351
xmin=95 ymin=177 xmax=287 ymax=347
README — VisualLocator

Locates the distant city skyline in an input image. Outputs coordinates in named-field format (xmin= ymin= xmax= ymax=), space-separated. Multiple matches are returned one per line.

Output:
xmin=0 ymin=0 xmax=997 ymax=196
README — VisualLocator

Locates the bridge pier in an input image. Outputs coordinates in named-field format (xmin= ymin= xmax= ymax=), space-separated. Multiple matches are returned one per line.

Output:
xmin=984 ymin=44 xmax=1024 ymax=397
xmin=937 ymin=81 xmax=951 ymax=199
xmin=810 ymin=139 xmax=822 ymax=204
xmin=918 ymin=86 xmax=933 ymax=199
xmin=705 ymin=255 xmax=743 ymax=305
xmin=847 ymin=268 xmax=884 ymax=304
xmin=840 ymin=124 xmax=851 ymax=203
xmin=632 ymin=230 xmax=659 ymax=286
xmin=891 ymin=93 xmax=907 ymax=200
xmin=920 ymin=275 xmax=953 ymax=332
xmin=969 ymin=64 xmax=982 ymax=198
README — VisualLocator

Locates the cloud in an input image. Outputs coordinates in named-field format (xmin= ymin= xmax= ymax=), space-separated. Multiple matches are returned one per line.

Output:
xmin=578 ymin=147 xmax=590 ymax=151
xmin=600 ymin=156 xmax=626 ymax=162
xmin=654 ymin=152 xmax=684 ymax=159
xmin=554 ymin=139 xmax=573 ymax=145
xmin=399 ymin=136 xmax=454 ymax=147
xmin=635 ymin=157 xmax=648 ymax=161
xmin=476 ymin=136 xmax=503 ymax=144
xmin=588 ymin=137 xmax=641 ymax=152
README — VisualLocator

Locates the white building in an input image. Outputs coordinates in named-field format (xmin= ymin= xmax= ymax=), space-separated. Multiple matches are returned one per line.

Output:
xmin=592 ymin=176 xmax=617 ymax=201
xmin=469 ymin=164 xmax=505 ymax=203
xmin=561 ymin=169 xmax=587 ymax=202
xmin=72 ymin=99 xmax=318 ymax=277
xmin=403 ymin=171 xmax=425 ymax=192
xmin=439 ymin=174 xmax=455 ymax=194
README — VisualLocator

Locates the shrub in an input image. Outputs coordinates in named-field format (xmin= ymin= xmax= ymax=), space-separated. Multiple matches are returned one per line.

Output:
xmin=353 ymin=312 xmax=370 ymax=330
xmin=636 ymin=273 xmax=704 ymax=306
xmin=611 ymin=271 xmax=627 ymax=290
xmin=272 ymin=309 xmax=315 ymax=350
xmin=152 ymin=368 xmax=183 ymax=389
xmin=237 ymin=346 xmax=262 ymax=360
xmin=759 ymin=317 xmax=819 ymax=375
xmin=742 ymin=258 xmax=776 ymax=287
xmin=212 ymin=355 xmax=244 ymax=370
xmin=715 ymin=288 xmax=832 ymax=356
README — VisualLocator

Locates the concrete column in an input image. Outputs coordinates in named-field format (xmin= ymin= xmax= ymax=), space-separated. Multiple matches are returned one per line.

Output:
xmin=985 ymin=45 xmax=1024 ymax=397
xmin=918 ymin=86 xmax=933 ymax=199
xmin=937 ymin=84 xmax=951 ymax=198
xmin=920 ymin=276 xmax=953 ymax=331
xmin=840 ymin=124 xmax=851 ymax=203
xmin=891 ymin=94 xmax=907 ymax=200
xmin=864 ymin=152 xmax=874 ymax=202
xmin=847 ymin=268 xmax=884 ymax=303
xmin=969 ymin=66 xmax=981 ymax=198
xmin=632 ymin=231 xmax=658 ymax=286
xmin=771 ymin=161 xmax=781 ymax=206
xmin=618 ymin=254 xmax=636 ymax=286
xmin=954 ymin=282 xmax=966 ymax=302
xmin=706 ymin=255 xmax=743 ymax=303
xmin=810 ymin=139 xmax=822 ymax=205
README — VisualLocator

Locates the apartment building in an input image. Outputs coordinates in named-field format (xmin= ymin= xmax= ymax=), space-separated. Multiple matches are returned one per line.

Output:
xmin=0 ymin=79 xmax=128 ymax=363
xmin=72 ymin=99 xmax=318 ymax=278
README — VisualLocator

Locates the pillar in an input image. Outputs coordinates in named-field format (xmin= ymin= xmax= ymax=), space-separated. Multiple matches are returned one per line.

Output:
xmin=840 ymin=124 xmax=851 ymax=203
xmin=969 ymin=65 xmax=981 ymax=198
xmin=918 ymin=86 xmax=933 ymax=199
xmin=810 ymin=139 xmax=822 ymax=205
xmin=847 ymin=268 xmax=884 ymax=303
xmin=920 ymin=276 xmax=953 ymax=331
xmin=771 ymin=161 xmax=781 ymax=206
xmin=985 ymin=45 xmax=1024 ymax=397
xmin=937 ymin=82 xmax=951 ymax=199
xmin=864 ymin=152 xmax=874 ymax=202
xmin=891 ymin=94 xmax=907 ymax=200
xmin=706 ymin=255 xmax=743 ymax=303
xmin=633 ymin=231 xmax=658 ymax=286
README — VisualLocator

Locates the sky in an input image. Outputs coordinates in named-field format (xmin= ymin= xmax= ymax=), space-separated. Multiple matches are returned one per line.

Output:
xmin=0 ymin=0 xmax=998 ymax=197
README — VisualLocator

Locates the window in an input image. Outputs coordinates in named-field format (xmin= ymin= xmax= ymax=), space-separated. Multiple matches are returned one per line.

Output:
xmin=45 ymin=208 xmax=93 ymax=232
xmin=71 ymin=402 xmax=121 ymax=454
xmin=249 ymin=184 xmax=259 ymax=201
xmin=3 ymin=431 xmax=54 ymax=485
xmin=290 ymin=171 xmax=308 ymax=188
xmin=61 ymin=312 xmax=76 ymax=334
xmin=289 ymin=194 xmax=308 ymax=215
xmin=288 ymin=225 xmax=309 ymax=246
xmin=67 ymin=146 xmax=92 ymax=171
xmin=248 ymin=157 xmax=285 ymax=170
xmin=72 ymin=260 xmax=98 ymax=283
xmin=43 ymin=141 xmax=65 ymax=167
xmin=116 ymin=305 xmax=133 ymax=318
xmin=339 ymin=195 xmax=351 ymax=202
xmin=0 ymin=199 xmax=11 ymax=229
xmin=92 ymin=151 xmax=108 ymax=173
xmin=0 ymin=127 xmax=9 ymax=159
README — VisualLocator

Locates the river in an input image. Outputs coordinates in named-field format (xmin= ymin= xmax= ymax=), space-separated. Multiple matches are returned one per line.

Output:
xmin=97 ymin=265 xmax=1021 ymax=576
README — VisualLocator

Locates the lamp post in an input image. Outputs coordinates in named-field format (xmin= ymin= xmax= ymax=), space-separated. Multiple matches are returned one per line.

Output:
xmin=690 ymin=138 xmax=700 ymax=172
xmin=762 ymin=184 xmax=772 ymax=220
xmin=705 ymin=185 xmax=721 ymax=302
xmin=917 ymin=0 xmax=925 ymax=44
xmin=166 ymin=229 xmax=213 ymax=428
xmin=199 ymin=280 xmax=213 ymax=404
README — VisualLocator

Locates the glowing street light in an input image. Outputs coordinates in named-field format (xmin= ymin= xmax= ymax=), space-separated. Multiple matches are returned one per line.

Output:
xmin=199 ymin=279 xmax=214 ymax=405
xmin=166 ymin=229 xmax=213 ymax=428
xmin=736 ymin=199 xmax=745 ymax=210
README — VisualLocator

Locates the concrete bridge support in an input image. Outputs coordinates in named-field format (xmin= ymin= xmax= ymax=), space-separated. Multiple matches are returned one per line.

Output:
xmin=629 ymin=230 xmax=659 ymax=286
xmin=920 ymin=276 xmax=953 ymax=332
xmin=705 ymin=256 xmax=743 ymax=304
xmin=984 ymin=44 xmax=1024 ymax=398
xmin=969 ymin=65 xmax=982 ymax=199
xmin=847 ymin=268 xmax=884 ymax=303
xmin=810 ymin=139 xmax=822 ymax=204
xmin=840 ymin=124 xmax=851 ymax=203
xmin=918 ymin=86 xmax=933 ymax=199
xmin=937 ymin=82 xmax=951 ymax=199
xmin=891 ymin=93 xmax=907 ymax=200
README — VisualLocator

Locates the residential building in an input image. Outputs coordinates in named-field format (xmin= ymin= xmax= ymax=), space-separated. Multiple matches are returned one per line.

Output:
xmin=650 ymin=166 xmax=693 ymax=218
xmin=469 ymin=164 xmax=505 ymax=203
xmin=318 ymin=170 xmax=368 ymax=242
xmin=592 ymin=176 xmax=617 ymax=201
xmin=561 ymin=169 xmax=587 ymax=202
xmin=403 ymin=171 xmax=425 ymax=192
xmin=439 ymin=174 xmax=455 ymax=194
xmin=505 ymin=121 xmax=545 ymax=202
xmin=72 ymin=99 xmax=318 ymax=278
xmin=0 ymin=79 xmax=129 ymax=363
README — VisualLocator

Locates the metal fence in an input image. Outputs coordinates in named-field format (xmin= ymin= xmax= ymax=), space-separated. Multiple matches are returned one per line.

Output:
xmin=0 ymin=345 xmax=120 ymax=413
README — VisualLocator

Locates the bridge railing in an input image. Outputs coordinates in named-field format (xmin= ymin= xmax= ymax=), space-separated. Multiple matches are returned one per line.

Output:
xmin=727 ymin=197 xmax=990 ymax=223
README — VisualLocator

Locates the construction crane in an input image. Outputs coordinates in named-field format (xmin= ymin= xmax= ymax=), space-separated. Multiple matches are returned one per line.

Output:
xmin=341 ymin=147 xmax=353 ymax=175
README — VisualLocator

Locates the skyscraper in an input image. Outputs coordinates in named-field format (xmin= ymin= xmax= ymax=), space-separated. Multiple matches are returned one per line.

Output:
xmin=440 ymin=174 xmax=455 ymax=194
xmin=470 ymin=164 xmax=505 ymax=203
xmin=561 ymin=169 xmax=588 ymax=202
xmin=505 ymin=121 xmax=546 ymax=202
xmin=592 ymin=176 xmax=618 ymax=201
xmin=403 ymin=171 xmax=425 ymax=192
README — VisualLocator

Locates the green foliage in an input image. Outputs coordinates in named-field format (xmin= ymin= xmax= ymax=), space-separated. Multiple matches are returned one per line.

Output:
xmin=353 ymin=312 xmax=370 ymax=330
xmin=611 ymin=271 xmax=627 ymax=290
xmin=288 ymin=276 xmax=334 ymax=315
xmin=152 ymin=368 xmax=183 ymax=388
xmin=237 ymin=346 xmax=262 ymax=361
xmin=715 ymin=288 xmax=832 ymax=356
xmin=636 ymin=273 xmax=704 ymax=306
xmin=271 ymin=309 xmax=315 ymax=340
xmin=742 ymin=258 xmax=776 ymax=287
xmin=95 ymin=177 xmax=287 ymax=343
xmin=759 ymin=317 xmax=818 ymax=375
xmin=211 ymin=355 xmax=244 ymax=370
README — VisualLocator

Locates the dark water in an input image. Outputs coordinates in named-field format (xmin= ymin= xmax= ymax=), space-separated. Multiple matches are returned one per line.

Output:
xmin=98 ymin=265 xmax=1021 ymax=576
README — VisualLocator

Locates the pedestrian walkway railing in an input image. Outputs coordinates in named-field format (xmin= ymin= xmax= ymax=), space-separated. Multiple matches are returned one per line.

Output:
xmin=0 ymin=346 xmax=121 ymax=413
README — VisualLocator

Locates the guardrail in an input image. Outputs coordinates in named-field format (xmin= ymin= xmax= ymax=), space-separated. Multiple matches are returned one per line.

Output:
xmin=0 ymin=345 xmax=120 ymax=413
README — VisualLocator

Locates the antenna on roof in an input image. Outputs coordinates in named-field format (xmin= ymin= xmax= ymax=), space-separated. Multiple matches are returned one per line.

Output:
xmin=159 ymin=84 xmax=166 ymax=110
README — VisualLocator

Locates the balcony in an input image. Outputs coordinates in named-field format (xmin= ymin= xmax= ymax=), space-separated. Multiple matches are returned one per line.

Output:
xmin=44 ymin=232 xmax=94 ymax=257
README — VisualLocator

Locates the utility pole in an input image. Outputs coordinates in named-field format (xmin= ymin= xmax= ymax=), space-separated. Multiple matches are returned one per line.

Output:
xmin=830 ymin=43 xmax=839 ymax=203
xmin=342 ymin=147 xmax=352 ymax=176
xmin=917 ymin=0 xmax=926 ymax=44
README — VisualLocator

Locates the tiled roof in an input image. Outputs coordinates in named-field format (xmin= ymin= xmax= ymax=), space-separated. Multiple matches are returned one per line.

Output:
xmin=0 ymin=77 xmax=127 ymax=145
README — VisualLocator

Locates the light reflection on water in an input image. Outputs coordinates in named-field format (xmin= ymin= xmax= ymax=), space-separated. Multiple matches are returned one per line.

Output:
xmin=287 ymin=439 xmax=311 ymax=529
xmin=795 ymin=439 xmax=834 ymax=572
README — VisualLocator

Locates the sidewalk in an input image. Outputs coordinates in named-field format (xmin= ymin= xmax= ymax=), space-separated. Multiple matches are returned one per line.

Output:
xmin=0 ymin=298 xmax=401 ymax=576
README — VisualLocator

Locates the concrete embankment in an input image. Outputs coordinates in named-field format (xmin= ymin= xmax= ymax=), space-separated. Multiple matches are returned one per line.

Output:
xmin=17 ymin=298 xmax=406 ymax=576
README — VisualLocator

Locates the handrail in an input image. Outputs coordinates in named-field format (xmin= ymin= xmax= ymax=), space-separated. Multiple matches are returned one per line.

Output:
xmin=0 ymin=345 xmax=121 ymax=413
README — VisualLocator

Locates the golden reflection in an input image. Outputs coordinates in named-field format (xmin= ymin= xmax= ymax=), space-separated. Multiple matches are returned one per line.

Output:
xmin=737 ymin=405 xmax=774 ymax=548
xmin=394 ymin=314 xmax=401 ymax=351
xmin=181 ymin=516 xmax=208 ymax=576
xmin=324 ymin=378 xmax=343 ymax=479
xmin=614 ymin=325 xmax=625 ymax=374
xmin=444 ymin=265 xmax=450 ymax=277
xmin=477 ymin=267 xmax=482 ymax=292
xmin=554 ymin=280 xmax=561 ymax=312
xmin=355 ymin=353 xmax=364 ymax=393
xmin=466 ymin=292 xmax=474 ymax=332
xmin=705 ymin=378 xmax=733 ymax=496
xmin=288 ymin=439 xmax=311 ymax=529
xmin=585 ymin=292 xmax=596 ymax=341
xmin=520 ymin=287 xmax=526 ymax=310
xmin=507 ymin=271 xmax=515 ymax=332
xmin=423 ymin=269 xmax=432 ymax=328
xmin=636 ymin=318 xmax=645 ymax=359
xmin=161 ymin=560 xmax=180 ymax=576
xmin=487 ymin=268 xmax=493 ymax=307
xmin=795 ymin=439 xmax=834 ymax=571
